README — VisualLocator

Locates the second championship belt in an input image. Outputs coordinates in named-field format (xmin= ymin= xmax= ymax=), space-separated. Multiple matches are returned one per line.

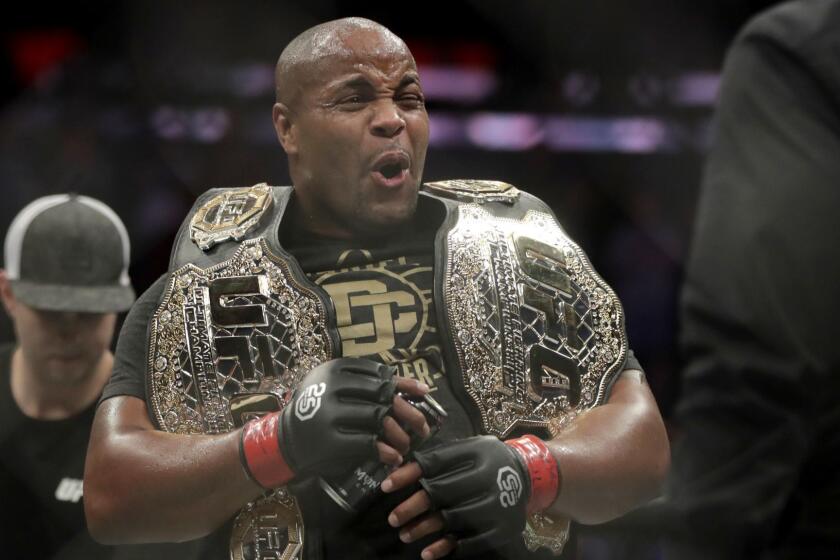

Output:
xmin=428 ymin=180 xmax=629 ymax=556
xmin=147 ymin=187 xmax=333 ymax=560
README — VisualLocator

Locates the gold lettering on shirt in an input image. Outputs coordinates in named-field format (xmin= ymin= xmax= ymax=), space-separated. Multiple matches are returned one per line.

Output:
xmin=382 ymin=348 xmax=444 ymax=392
xmin=322 ymin=279 xmax=419 ymax=355
xmin=315 ymin=255 xmax=440 ymax=388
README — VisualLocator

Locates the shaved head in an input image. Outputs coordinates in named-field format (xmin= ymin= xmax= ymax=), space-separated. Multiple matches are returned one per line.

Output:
xmin=275 ymin=17 xmax=414 ymax=109
xmin=271 ymin=17 xmax=428 ymax=239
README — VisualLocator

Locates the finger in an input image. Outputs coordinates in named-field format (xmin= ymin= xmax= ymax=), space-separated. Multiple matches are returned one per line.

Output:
xmin=421 ymin=536 xmax=457 ymax=560
xmin=337 ymin=402 xmax=386 ymax=432
xmin=376 ymin=441 xmax=403 ymax=467
xmin=341 ymin=357 xmax=393 ymax=379
xmin=332 ymin=432 xmax=379 ymax=461
xmin=395 ymin=376 xmax=430 ymax=398
xmin=388 ymin=489 xmax=432 ymax=527
xmin=381 ymin=461 xmax=423 ymax=493
xmin=381 ymin=416 xmax=411 ymax=455
xmin=398 ymin=512 xmax=445 ymax=544
xmin=393 ymin=395 xmax=430 ymax=439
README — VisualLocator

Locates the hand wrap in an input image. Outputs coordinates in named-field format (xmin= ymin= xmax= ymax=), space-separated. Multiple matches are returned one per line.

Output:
xmin=240 ymin=357 xmax=397 ymax=488
xmin=504 ymin=434 xmax=561 ymax=514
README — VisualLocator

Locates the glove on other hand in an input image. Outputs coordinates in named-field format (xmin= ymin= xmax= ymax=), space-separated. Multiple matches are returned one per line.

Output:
xmin=413 ymin=435 xmax=531 ymax=556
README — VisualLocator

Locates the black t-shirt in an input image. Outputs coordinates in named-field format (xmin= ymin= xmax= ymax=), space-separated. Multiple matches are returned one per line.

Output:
xmin=280 ymin=202 xmax=480 ymax=558
xmin=0 ymin=342 xmax=114 ymax=560
xmin=102 ymin=199 xmax=642 ymax=559
xmin=103 ymin=204 xmax=477 ymax=559
xmin=0 ymin=343 xmax=205 ymax=560
xmin=279 ymin=201 xmax=476 ymax=448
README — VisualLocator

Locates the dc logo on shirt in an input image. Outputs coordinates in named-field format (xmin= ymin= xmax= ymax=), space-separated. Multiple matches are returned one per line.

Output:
xmin=55 ymin=478 xmax=84 ymax=503
xmin=497 ymin=466 xmax=523 ymax=508
xmin=295 ymin=382 xmax=326 ymax=421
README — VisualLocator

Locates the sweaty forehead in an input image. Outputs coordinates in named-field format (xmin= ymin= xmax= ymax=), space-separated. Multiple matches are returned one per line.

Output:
xmin=317 ymin=25 xmax=410 ymax=62
xmin=311 ymin=27 xmax=416 ymax=83
xmin=276 ymin=21 xmax=416 ymax=104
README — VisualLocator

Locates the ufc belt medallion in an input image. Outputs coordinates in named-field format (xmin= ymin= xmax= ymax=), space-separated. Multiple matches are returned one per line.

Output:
xmin=442 ymin=204 xmax=628 ymax=555
xmin=148 ymin=238 xmax=333 ymax=560
xmin=424 ymin=179 xmax=521 ymax=205
xmin=190 ymin=183 xmax=273 ymax=250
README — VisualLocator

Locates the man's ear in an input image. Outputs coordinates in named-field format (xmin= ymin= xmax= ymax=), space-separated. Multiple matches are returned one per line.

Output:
xmin=273 ymin=102 xmax=298 ymax=155
xmin=0 ymin=269 xmax=17 ymax=317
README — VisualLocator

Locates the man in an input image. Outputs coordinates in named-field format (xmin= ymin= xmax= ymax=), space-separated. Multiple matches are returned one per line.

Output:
xmin=664 ymin=1 xmax=840 ymax=558
xmin=0 ymin=193 xmax=135 ymax=559
xmin=84 ymin=18 xmax=669 ymax=560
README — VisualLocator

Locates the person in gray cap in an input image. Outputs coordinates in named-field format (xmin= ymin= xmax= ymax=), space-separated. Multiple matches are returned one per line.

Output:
xmin=0 ymin=193 xmax=135 ymax=560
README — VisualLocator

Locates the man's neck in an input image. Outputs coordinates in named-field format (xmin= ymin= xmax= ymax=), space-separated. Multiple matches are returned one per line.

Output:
xmin=10 ymin=348 xmax=113 ymax=421
xmin=285 ymin=190 xmax=419 ymax=243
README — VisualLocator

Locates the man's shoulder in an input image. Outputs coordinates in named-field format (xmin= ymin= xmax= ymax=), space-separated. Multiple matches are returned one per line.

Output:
xmin=420 ymin=178 xmax=571 ymax=243
xmin=190 ymin=183 xmax=293 ymax=201
xmin=421 ymin=178 xmax=549 ymax=210
xmin=169 ymin=183 xmax=293 ymax=271
xmin=186 ymin=183 xmax=293 ymax=230
xmin=737 ymin=0 xmax=840 ymax=54
xmin=729 ymin=0 xmax=840 ymax=124
xmin=422 ymin=179 xmax=521 ymax=203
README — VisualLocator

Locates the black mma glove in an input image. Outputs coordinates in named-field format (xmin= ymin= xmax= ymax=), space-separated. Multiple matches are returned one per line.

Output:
xmin=413 ymin=435 xmax=531 ymax=556
xmin=240 ymin=357 xmax=397 ymax=488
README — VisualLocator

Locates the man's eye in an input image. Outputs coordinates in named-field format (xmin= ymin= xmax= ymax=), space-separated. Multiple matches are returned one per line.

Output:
xmin=400 ymin=94 xmax=425 ymax=106
xmin=341 ymin=95 xmax=364 ymax=105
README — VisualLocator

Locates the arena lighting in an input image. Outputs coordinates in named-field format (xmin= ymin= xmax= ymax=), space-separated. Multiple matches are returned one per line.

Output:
xmin=561 ymin=72 xmax=601 ymax=107
xmin=154 ymin=62 xmax=498 ymax=102
xmin=415 ymin=65 xmax=498 ymax=103
xmin=465 ymin=113 xmax=544 ymax=150
xmin=670 ymin=72 xmax=721 ymax=106
xmin=418 ymin=67 xmax=718 ymax=107
xmin=226 ymin=63 xmax=500 ymax=103
xmin=7 ymin=29 xmax=85 ymax=86
xmin=151 ymin=106 xmax=230 ymax=143
xmin=628 ymin=75 xmax=666 ymax=107
xmin=543 ymin=116 xmax=669 ymax=153
xmin=428 ymin=112 xmax=467 ymax=147
xmin=146 ymin=107 xmax=702 ymax=153
xmin=136 ymin=59 xmax=717 ymax=109
xmin=430 ymin=113 xmax=685 ymax=153
xmin=230 ymin=63 xmax=276 ymax=98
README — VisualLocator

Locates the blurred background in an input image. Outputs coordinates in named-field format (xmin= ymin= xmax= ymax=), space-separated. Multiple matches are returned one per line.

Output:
xmin=0 ymin=0 xmax=784 ymax=557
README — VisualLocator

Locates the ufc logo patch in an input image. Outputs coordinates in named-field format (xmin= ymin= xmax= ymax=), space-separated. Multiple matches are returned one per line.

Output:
xmin=295 ymin=382 xmax=326 ymax=421
xmin=55 ymin=477 xmax=84 ymax=503
xmin=497 ymin=466 xmax=523 ymax=508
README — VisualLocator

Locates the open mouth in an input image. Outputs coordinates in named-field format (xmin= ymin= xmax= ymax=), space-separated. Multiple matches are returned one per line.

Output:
xmin=379 ymin=162 xmax=404 ymax=179
xmin=371 ymin=151 xmax=411 ymax=186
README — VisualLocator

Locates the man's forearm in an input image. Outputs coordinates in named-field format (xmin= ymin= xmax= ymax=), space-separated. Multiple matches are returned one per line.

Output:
xmin=84 ymin=396 xmax=263 ymax=544
xmin=545 ymin=370 xmax=670 ymax=524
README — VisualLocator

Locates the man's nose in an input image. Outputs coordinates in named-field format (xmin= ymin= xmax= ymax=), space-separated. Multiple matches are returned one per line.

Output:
xmin=51 ymin=312 xmax=84 ymax=333
xmin=370 ymin=101 xmax=406 ymax=138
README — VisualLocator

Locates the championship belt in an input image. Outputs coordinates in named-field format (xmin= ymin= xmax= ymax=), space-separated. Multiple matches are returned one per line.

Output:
xmin=430 ymin=180 xmax=628 ymax=555
xmin=148 ymin=236 xmax=333 ymax=560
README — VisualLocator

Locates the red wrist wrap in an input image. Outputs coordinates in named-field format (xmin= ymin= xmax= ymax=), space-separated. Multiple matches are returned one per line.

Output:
xmin=505 ymin=434 xmax=560 ymax=514
xmin=240 ymin=412 xmax=295 ymax=489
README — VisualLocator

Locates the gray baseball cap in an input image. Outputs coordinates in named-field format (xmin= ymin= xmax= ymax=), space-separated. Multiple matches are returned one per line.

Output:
xmin=4 ymin=194 xmax=136 ymax=313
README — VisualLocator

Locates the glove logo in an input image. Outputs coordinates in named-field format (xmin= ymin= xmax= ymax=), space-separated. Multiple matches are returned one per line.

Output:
xmin=497 ymin=466 xmax=523 ymax=508
xmin=295 ymin=382 xmax=326 ymax=421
